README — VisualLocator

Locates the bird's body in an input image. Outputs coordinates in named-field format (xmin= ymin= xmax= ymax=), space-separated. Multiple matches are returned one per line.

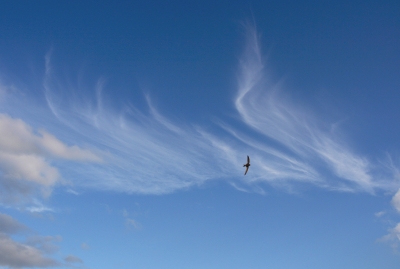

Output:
xmin=243 ymin=155 xmax=250 ymax=175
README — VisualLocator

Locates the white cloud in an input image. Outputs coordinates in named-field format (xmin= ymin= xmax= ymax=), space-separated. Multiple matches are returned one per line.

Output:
xmin=0 ymin=114 xmax=100 ymax=162
xmin=379 ymin=223 xmax=400 ymax=249
xmin=391 ymin=188 xmax=400 ymax=213
xmin=0 ymin=212 xmax=61 ymax=268
xmin=0 ymin=234 xmax=59 ymax=268
xmin=1 ymin=23 xmax=398 ymax=199
xmin=232 ymin=22 xmax=381 ymax=192
xmin=0 ymin=114 xmax=39 ymax=154
xmin=43 ymin=75 xmax=235 ymax=194
xmin=25 ymin=200 xmax=54 ymax=213
xmin=38 ymin=24 xmax=400 ymax=196
xmin=378 ymin=188 xmax=400 ymax=249
xmin=39 ymin=131 xmax=101 ymax=162
xmin=0 ymin=113 xmax=101 ymax=205
xmin=66 ymin=189 xmax=80 ymax=195
xmin=375 ymin=211 xmax=386 ymax=218
xmin=0 ymin=153 xmax=59 ymax=186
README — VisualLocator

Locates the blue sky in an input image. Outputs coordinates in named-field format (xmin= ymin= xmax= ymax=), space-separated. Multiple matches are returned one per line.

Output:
xmin=0 ymin=0 xmax=399 ymax=268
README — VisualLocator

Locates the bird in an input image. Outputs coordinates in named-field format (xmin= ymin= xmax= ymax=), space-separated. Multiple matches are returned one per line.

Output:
xmin=243 ymin=155 xmax=250 ymax=175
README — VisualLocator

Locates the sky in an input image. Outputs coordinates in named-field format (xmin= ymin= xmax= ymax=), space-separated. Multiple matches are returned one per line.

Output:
xmin=0 ymin=0 xmax=399 ymax=268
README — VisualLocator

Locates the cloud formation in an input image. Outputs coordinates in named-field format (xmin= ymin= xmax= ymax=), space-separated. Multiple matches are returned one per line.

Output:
xmin=379 ymin=222 xmax=400 ymax=250
xmin=0 ymin=23 xmax=398 ymax=202
xmin=232 ymin=23 xmax=380 ymax=192
xmin=28 ymin=23 xmax=400 ymax=198
xmin=0 ymin=113 xmax=101 ymax=205
xmin=392 ymin=188 xmax=400 ymax=213
xmin=43 ymin=56 xmax=236 ymax=194
xmin=122 ymin=209 xmax=141 ymax=230
xmin=0 ymin=234 xmax=59 ymax=268
xmin=0 ymin=213 xmax=61 ymax=268
xmin=0 ymin=213 xmax=27 ymax=234
xmin=380 ymin=188 xmax=400 ymax=249
xmin=64 ymin=255 xmax=83 ymax=264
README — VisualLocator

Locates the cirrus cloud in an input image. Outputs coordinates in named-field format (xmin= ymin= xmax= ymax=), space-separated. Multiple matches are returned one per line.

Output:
xmin=1 ymin=23 xmax=400 ymax=200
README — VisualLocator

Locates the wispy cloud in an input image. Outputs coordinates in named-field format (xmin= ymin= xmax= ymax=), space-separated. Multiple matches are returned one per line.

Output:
xmin=231 ymin=22 xmax=397 ymax=193
xmin=122 ymin=209 xmax=141 ymax=230
xmin=375 ymin=211 xmax=386 ymax=218
xmin=66 ymin=189 xmax=80 ymax=196
xmin=25 ymin=200 xmax=54 ymax=213
xmin=42 ymin=55 xmax=237 ymax=195
xmin=0 ymin=22 xmax=399 ymax=203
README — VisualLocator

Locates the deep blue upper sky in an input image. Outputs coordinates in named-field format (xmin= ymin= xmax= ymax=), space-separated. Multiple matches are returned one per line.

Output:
xmin=1 ymin=0 xmax=399 ymax=144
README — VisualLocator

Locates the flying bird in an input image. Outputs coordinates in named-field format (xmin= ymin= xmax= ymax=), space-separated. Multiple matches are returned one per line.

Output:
xmin=243 ymin=155 xmax=250 ymax=175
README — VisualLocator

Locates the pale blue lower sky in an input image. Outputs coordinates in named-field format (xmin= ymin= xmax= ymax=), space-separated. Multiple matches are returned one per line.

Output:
xmin=10 ymin=185 xmax=394 ymax=269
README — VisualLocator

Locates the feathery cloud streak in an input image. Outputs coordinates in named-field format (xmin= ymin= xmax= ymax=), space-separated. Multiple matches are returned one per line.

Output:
xmin=1 ymin=24 xmax=399 ymax=202
xmin=42 ymin=53 xmax=237 ymax=195
xmin=233 ymin=24 xmax=388 ymax=193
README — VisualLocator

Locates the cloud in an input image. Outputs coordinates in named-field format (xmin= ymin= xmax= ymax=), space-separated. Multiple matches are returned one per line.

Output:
xmin=0 ymin=114 xmax=100 ymax=162
xmin=1 ymin=23 xmax=399 ymax=199
xmin=379 ymin=223 xmax=400 ymax=250
xmin=42 ymin=57 xmax=236 ymax=195
xmin=230 ymin=22 xmax=389 ymax=193
xmin=0 ymin=113 xmax=101 ymax=205
xmin=35 ymin=23 xmax=400 ymax=197
xmin=0 ymin=212 xmax=61 ymax=268
xmin=122 ymin=209 xmax=141 ymax=230
xmin=0 ymin=234 xmax=59 ymax=268
xmin=80 ymin=243 xmax=90 ymax=250
xmin=26 ymin=201 xmax=54 ymax=214
xmin=375 ymin=211 xmax=386 ymax=218
xmin=378 ymin=188 xmax=400 ymax=249
xmin=64 ymin=255 xmax=83 ymax=264
xmin=126 ymin=218 xmax=141 ymax=229
xmin=25 ymin=235 xmax=62 ymax=254
xmin=66 ymin=189 xmax=80 ymax=195
xmin=392 ymin=188 xmax=400 ymax=212
xmin=0 ymin=152 xmax=59 ymax=186
xmin=0 ymin=213 xmax=27 ymax=234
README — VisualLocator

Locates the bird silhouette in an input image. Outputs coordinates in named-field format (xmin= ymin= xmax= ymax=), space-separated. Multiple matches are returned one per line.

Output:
xmin=243 ymin=155 xmax=250 ymax=175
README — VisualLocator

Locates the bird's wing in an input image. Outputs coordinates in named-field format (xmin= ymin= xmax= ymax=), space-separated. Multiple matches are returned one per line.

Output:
xmin=247 ymin=155 xmax=250 ymax=164
xmin=244 ymin=166 xmax=249 ymax=175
